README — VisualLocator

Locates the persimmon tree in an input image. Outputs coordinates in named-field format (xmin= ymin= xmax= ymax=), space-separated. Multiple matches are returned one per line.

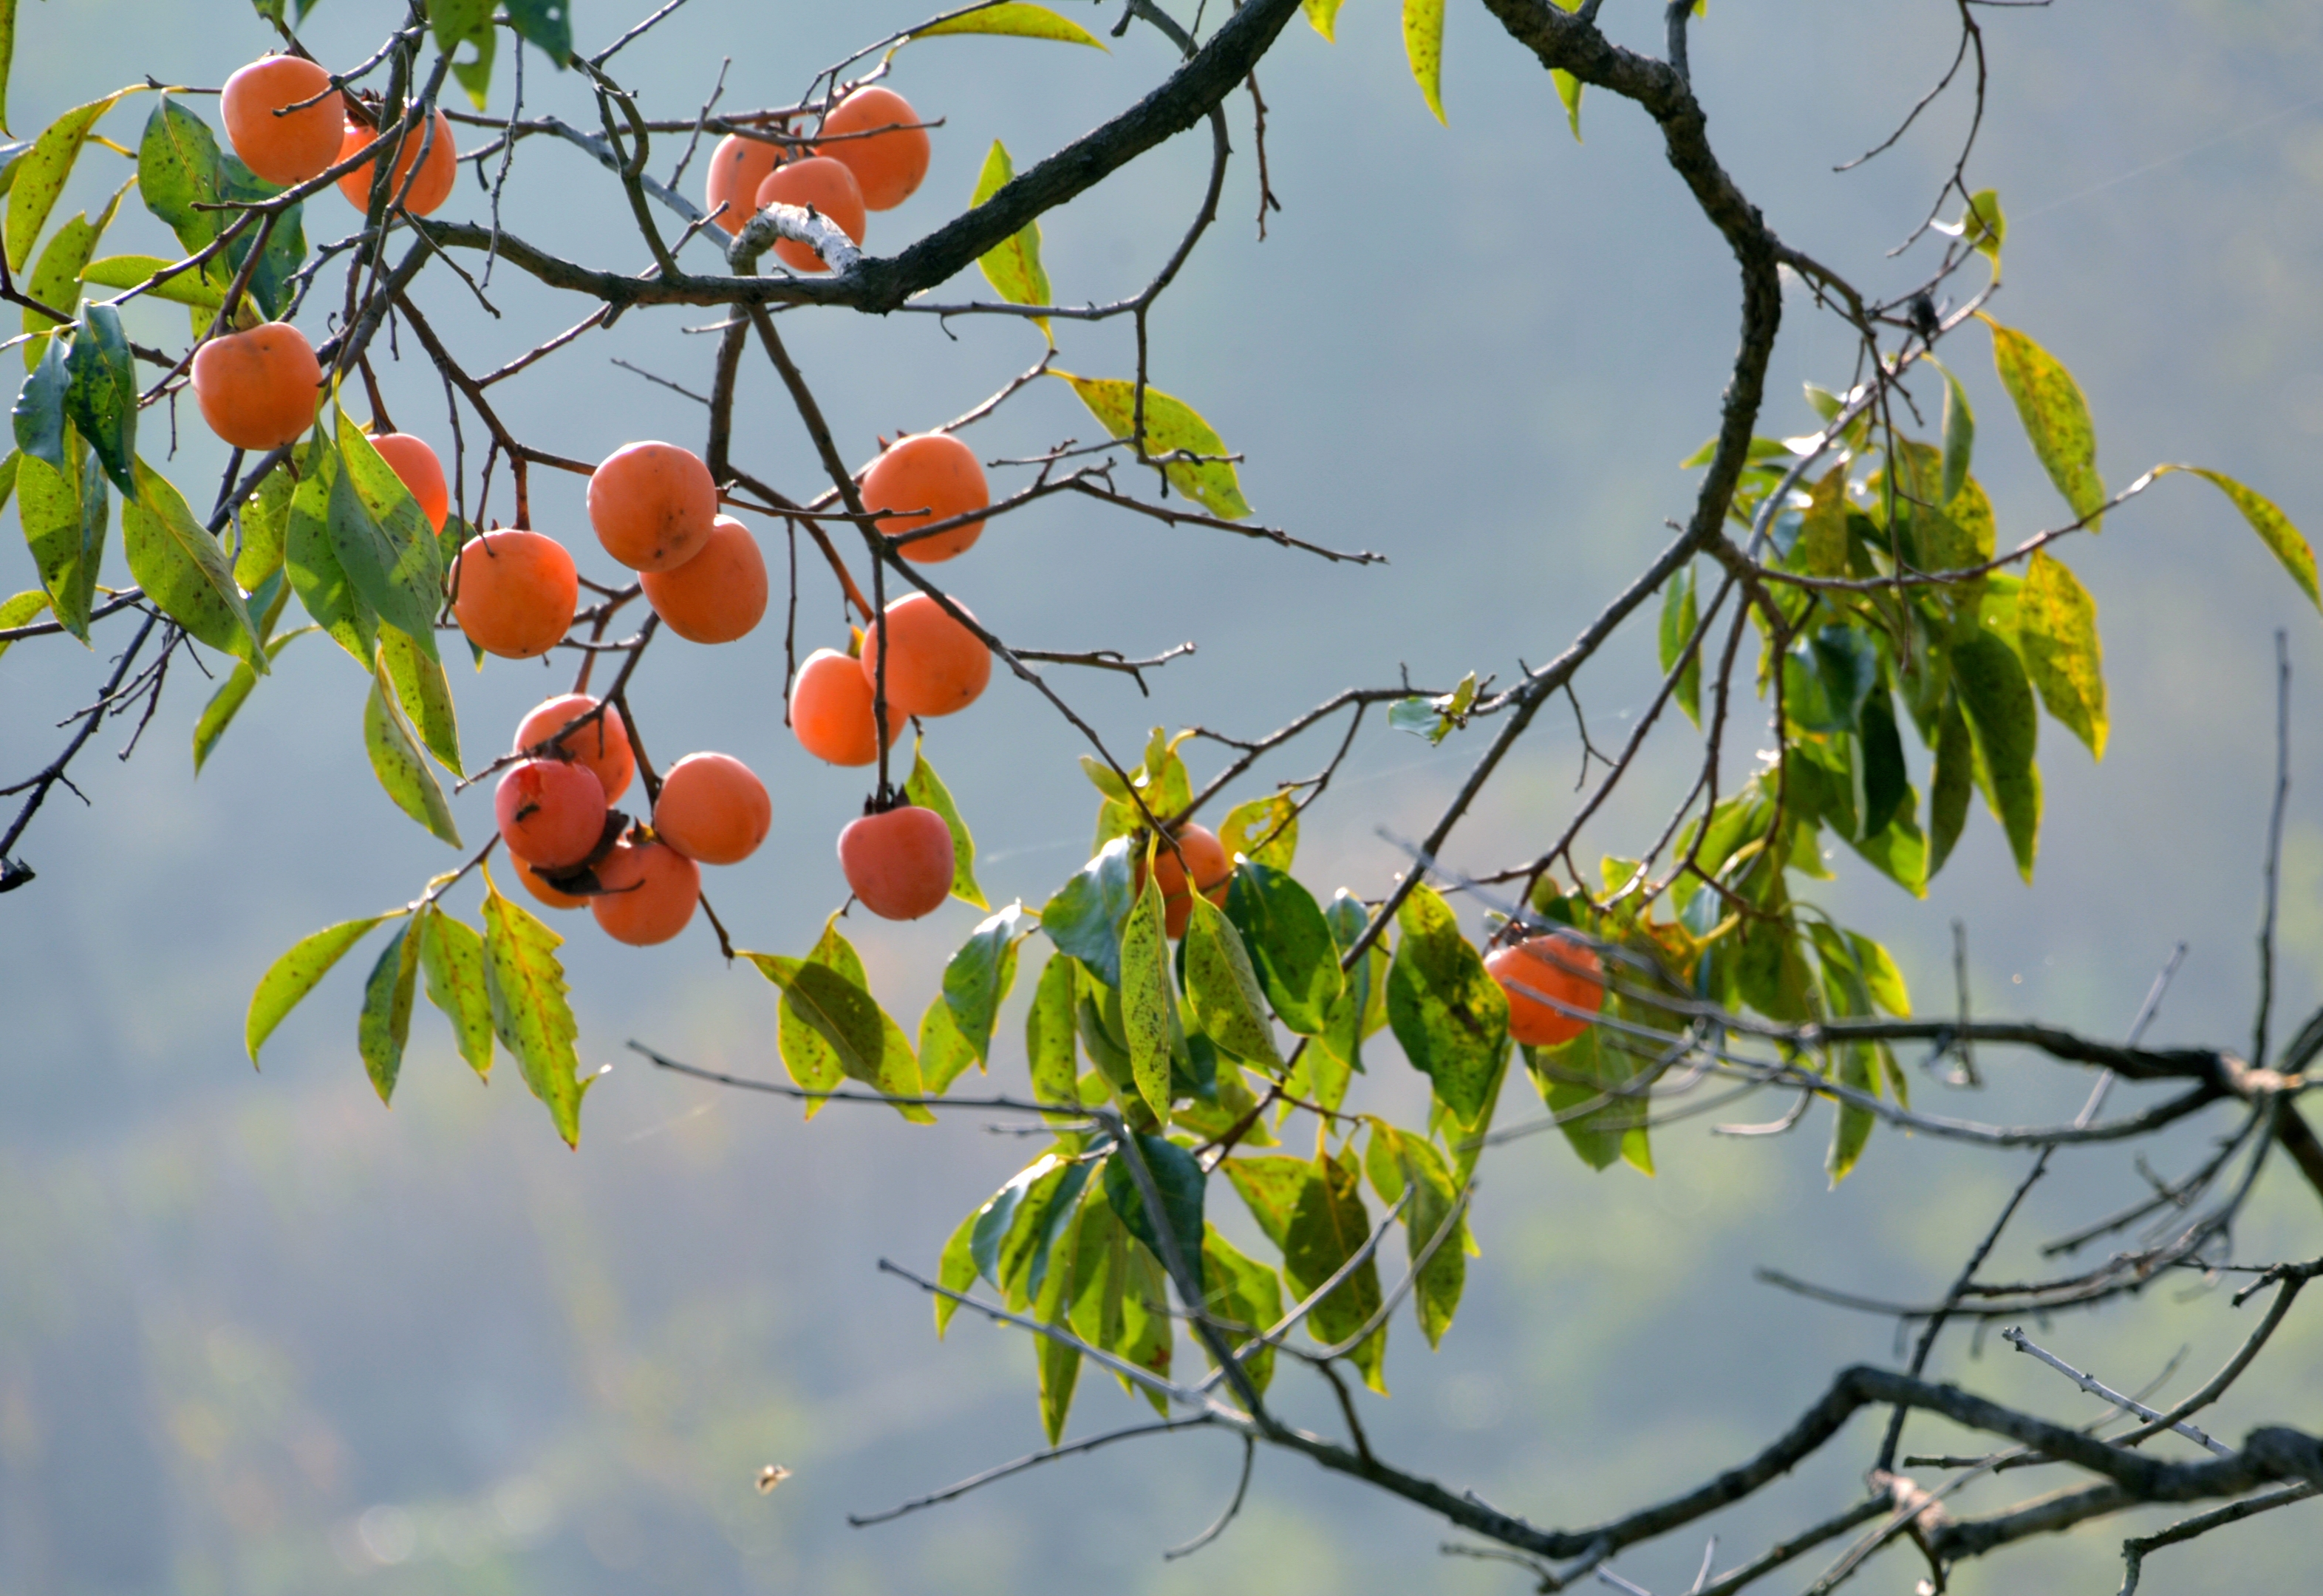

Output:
xmin=4 ymin=1 xmax=2323 ymax=1589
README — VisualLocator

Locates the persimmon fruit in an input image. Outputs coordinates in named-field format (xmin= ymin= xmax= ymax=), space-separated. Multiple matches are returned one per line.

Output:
xmin=1486 ymin=932 xmax=1605 ymax=1048
xmin=754 ymin=157 xmax=866 ymax=273
xmin=189 ymin=322 xmax=322 ymax=451
xmin=839 ymin=805 xmax=955 ymax=921
xmin=703 ymin=132 xmax=783 ymax=235
xmin=591 ymin=838 xmax=700 ymax=947
xmin=791 ymin=647 xmax=901 ymax=766
xmin=655 ymin=753 xmax=771 ymax=866
xmin=513 ymin=855 xmax=590 ymax=912
xmin=819 ymin=86 xmax=929 ymax=211
xmin=514 ymin=694 xmax=633 ymax=803
xmin=860 ymin=433 xmax=986 ymax=562
xmin=588 ymin=441 xmax=718 ymax=573
xmin=369 ymin=432 xmax=448 ymax=532
xmin=495 ymin=759 xmax=607 ymax=870
xmin=1138 ymin=823 xmax=1231 ymax=939
xmin=222 ymin=55 xmax=344 ymax=188
xmin=860 ymin=593 xmax=989 ymax=717
xmin=337 ymin=107 xmax=457 ymax=215
xmin=451 ymin=529 xmax=577 ymax=659
xmin=639 ymin=514 xmax=767 ymax=644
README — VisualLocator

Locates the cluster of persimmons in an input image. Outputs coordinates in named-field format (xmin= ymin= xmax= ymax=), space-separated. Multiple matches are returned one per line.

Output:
xmin=191 ymin=53 xmax=996 ymax=945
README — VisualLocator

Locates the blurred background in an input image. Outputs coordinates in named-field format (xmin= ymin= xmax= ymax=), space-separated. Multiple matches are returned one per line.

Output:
xmin=4 ymin=1 xmax=2323 ymax=1590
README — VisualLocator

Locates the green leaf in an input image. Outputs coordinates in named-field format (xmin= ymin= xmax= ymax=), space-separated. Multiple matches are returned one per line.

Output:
xmin=1386 ymin=884 xmax=1509 ymax=1126
xmin=935 ymin=1206 xmax=979 ymax=1337
xmin=356 ymin=916 xmax=422 ymax=1105
xmin=968 ymin=140 xmax=1051 ymax=332
xmin=904 ymin=740 xmax=986 ymax=908
xmin=17 ymin=426 xmax=99 ymax=641
xmin=1952 ymin=630 xmax=2040 ymax=881
xmin=13 ymin=330 xmax=64 ymax=470
xmin=1962 ymin=187 xmax=2005 ymax=263
xmin=910 ymin=4 xmax=1105 ymax=46
xmin=80 ymin=254 xmax=225 ymax=311
xmin=1368 ymin=1125 xmax=1466 ymax=1347
xmin=418 ymin=906 xmax=494 ymax=1078
xmin=746 ymin=920 xmax=932 ymax=1122
xmin=1928 ymin=688 xmax=1974 ymax=879
xmin=480 ymin=867 xmax=591 ymax=1147
xmin=1182 ymin=894 xmax=1283 ymax=1067
xmin=1936 ymin=358 xmax=1976 ymax=507
xmin=1054 ymin=372 xmax=1250 ymax=520
xmin=0 ymin=584 xmax=45 ymax=661
xmin=285 ymin=440 xmax=378 ymax=663
xmin=2172 ymin=466 xmax=2322 ymax=614
xmin=1101 ymin=1133 xmax=1205 ymax=1296
xmin=0 ymin=0 xmax=16 ymax=137
xmin=61 ymin=306 xmax=134 ymax=495
xmin=917 ymin=993 xmax=981 ymax=1095
xmin=1784 ymin=624 xmax=1877 ymax=735
xmin=1402 ymin=0 xmax=1447 ymax=123
xmin=332 ymin=413 xmax=443 ymax=659
xmin=1828 ymin=1041 xmax=1876 ymax=1184
xmin=7 ymin=89 xmax=132 ymax=273
xmin=233 ymin=455 xmax=294 ymax=591
xmin=2016 ymin=551 xmax=2106 ymax=759
xmin=1119 ymin=866 xmax=1176 ymax=1124
xmin=1026 ymin=952 xmax=1081 ymax=1112
xmin=363 ymin=654 xmax=460 ymax=846
xmin=972 ymin=1153 xmax=1065 ymax=1294
xmin=1526 ymin=1026 xmax=1649 ymax=1174
xmin=429 ymin=0 xmax=497 ymax=110
xmin=941 ymin=900 xmax=1031 ymax=1064
xmin=378 ymin=622 xmax=462 ymax=774
xmin=245 ymin=913 xmax=397 ymax=1065
xmin=1303 ymin=0 xmax=1345 ymax=40
xmin=123 ymin=457 xmax=268 ymax=663
xmin=1033 ymin=1184 xmax=1088 ymax=1445
xmin=214 ymin=152 xmax=307 ymax=322
xmin=1658 ymin=562 xmax=1702 ymax=726
xmin=504 ymin=0 xmax=574 ymax=62
xmin=1218 ymin=792 xmax=1298 ymax=872
xmin=1221 ymin=1154 xmax=1309 ymax=1252
xmin=1199 ymin=1226 xmax=1283 ymax=1395
xmin=1041 ymin=836 xmax=1136 ymax=987
xmin=137 ymin=97 xmax=229 ymax=263
xmin=1223 ymin=862 xmax=1341 ymax=1037
xmin=24 ymin=191 xmax=118 ymax=366
xmin=193 ymin=623 xmax=315 ymax=772
xmin=1286 ymin=1148 xmax=1386 ymax=1390
xmin=1983 ymin=314 xmax=2104 ymax=531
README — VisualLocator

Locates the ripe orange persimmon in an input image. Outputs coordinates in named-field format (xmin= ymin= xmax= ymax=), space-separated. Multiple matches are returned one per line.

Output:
xmin=1486 ymin=932 xmax=1605 ymax=1048
xmin=514 ymin=694 xmax=633 ymax=803
xmin=860 ymin=433 xmax=986 ymax=562
xmin=495 ymin=759 xmax=607 ymax=870
xmin=1136 ymin=824 xmax=1232 ymax=939
xmin=588 ymin=441 xmax=717 ymax=573
xmin=819 ymin=86 xmax=929 ymax=212
xmin=703 ymin=132 xmax=783 ymax=234
xmin=860 ymin=593 xmax=989 ymax=717
xmin=791 ymin=647 xmax=901 ymax=765
xmin=654 ymin=753 xmax=771 ymax=866
xmin=513 ymin=855 xmax=590 ymax=912
xmin=839 ymin=805 xmax=954 ymax=921
xmin=592 ymin=838 xmax=700 ymax=946
xmin=222 ymin=55 xmax=344 ymax=188
xmin=639 ymin=514 xmax=767 ymax=644
xmin=369 ymin=432 xmax=448 ymax=531
xmin=451 ymin=529 xmax=577 ymax=659
xmin=754 ymin=156 xmax=866 ymax=273
xmin=337 ymin=107 xmax=457 ymax=215
xmin=189 ymin=322 xmax=322 ymax=451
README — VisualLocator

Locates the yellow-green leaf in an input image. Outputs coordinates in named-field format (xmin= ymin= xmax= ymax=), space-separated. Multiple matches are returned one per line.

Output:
xmin=356 ymin=915 xmax=423 ymax=1105
xmin=1402 ymin=0 xmax=1446 ymax=123
xmin=1218 ymin=792 xmax=1298 ymax=872
xmin=1118 ymin=865 xmax=1176 ymax=1125
xmin=1982 ymin=314 xmax=2104 ymax=531
xmin=1963 ymin=188 xmax=2005 ymax=265
xmin=418 ymin=905 xmax=494 ymax=1079
xmin=7 ymin=88 xmax=134 ymax=273
xmin=24 ymin=182 xmax=132 ymax=367
xmin=246 ymin=913 xmax=400 ymax=1065
xmin=910 ymin=3 xmax=1105 ymax=47
xmin=0 ymin=584 xmax=47 ymax=661
xmin=82 ymin=253 xmax=226 ymax=312
xmin=121 ymin=457 xmax=265 ymax=666
xmin=969 ymin=140 xmax=1050 ymax=335
xmin=2171 ymin=466 xmax=2322 ymax=614
xmin=481 ymin=867 xmax=592 ymax=1147
xmin=1181 ymin=895 xmax=1283 ymax=1068
xmin=904 ymin=739 xmax=987 ymax=909
xmin=363 ymin=655 xmax=461 ymax=846
xmin=2016 ymin=551 xmax=2106 ymax=759
xmin=193 ymin=623 xmax=316 ymax=773
xmin=1054 ymin=372 xmax=1251 ymax=520
xmin=378 ymin=621 xmax=463 ymax=774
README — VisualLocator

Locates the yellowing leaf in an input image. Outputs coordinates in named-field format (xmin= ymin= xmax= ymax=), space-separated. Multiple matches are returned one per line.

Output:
xmin=1982 ymin=314 xmax=2104 ymax=531
xmin=2016 ymin=551 xmax=2107 ymax=759
xmin=363 ymin=654 xmax=461 ymax=847
xmin=1119 ymin=868 xmax=1176 ymax=1125
xmin=1054 ymin=372 xmax=1251 ymax=520
xmin=910 ymin=4 xmax=1105 ymax=47
xmin=2171 ymin=466 xmax=2322 ymax=615
xmin=7 ymin=88 xmax=136 ymax=273
xmin=481 ymin=866 xmax=592 ymax=1147
xmin=246 ymin=913 xmax=399 ymax=1065
xmin=1402 ymin=0 xmax=1446 ymax=124
xmin=81 ymin=253 xmax=226 ymax=311
xmin=968 ymin=140 xmax=1051 ymax=336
